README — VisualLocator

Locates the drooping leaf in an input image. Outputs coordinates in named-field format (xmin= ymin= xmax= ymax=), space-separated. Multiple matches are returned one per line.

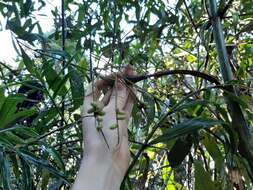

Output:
xmin=19 ymin=149 xmax=70 ymax=185
xmin=1 ymin=131 xmax=26 ymax=145
xmin=150 ymin=118 xmax=225 ymax=144
xmin=194 ymin=161 xmax=215 ymax=190
xmin=202 ymin=134 xmax=223 ymax=171
xmin=167 ymin=135 xmax=193 ymax=168
xmin=0 ymin=148 xmax=12 ymax=190
xmin=20 ymin=46 xmax=35 ymax=74
xmin=20 ymin=157 xmax=33 ymax=190
xmin=42 ymin=144 xmax=65 ymax=171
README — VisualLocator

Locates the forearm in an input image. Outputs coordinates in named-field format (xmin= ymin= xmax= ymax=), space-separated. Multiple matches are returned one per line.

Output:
xmin=71 ymin=154 xmax=123 ymax=190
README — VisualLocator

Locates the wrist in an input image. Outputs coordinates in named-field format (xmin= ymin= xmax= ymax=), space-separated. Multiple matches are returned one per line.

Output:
xmin=72 ymin=153 xmax=124 ymax=190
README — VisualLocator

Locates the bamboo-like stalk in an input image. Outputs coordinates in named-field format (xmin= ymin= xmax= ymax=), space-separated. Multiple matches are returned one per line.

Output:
xmin=209 ymin=0 xmax=233 ymax=81
xmin=208 ymin=0 xmax=253 ymax=177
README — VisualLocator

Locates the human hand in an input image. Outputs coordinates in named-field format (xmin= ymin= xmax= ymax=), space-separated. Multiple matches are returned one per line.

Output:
xmin=82 ymin=64 xmax=135 ymax=179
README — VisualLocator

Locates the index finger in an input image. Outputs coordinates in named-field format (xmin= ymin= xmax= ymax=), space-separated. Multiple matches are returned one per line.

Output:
xmin=83 ymin=79 xmax=110 ymax=114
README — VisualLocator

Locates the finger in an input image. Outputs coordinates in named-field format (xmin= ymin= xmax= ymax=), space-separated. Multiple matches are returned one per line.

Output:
xmin=115 ymin=64 xmax=135 ymax=79
xmin=83 ymin=80 xmax=109 ymax=114
xmin=85 ymin=80 xmax=109 ymax=99
xmin=106 ymin=80 xmax=128 ymax=111
xmin=101 ymin=88 xmax=112 ymax=106
xmin=121 ymin=64 xmax=136 ymax=118
xmin=123 ymin=89 xmax=135 ymax=120
xmin=123 ymin=64 xmax=136 ymax=119
xmin=123 ymin=64 xmax=135 ymax=76
xmin=116 ymin=87 xmax=135 ymax=136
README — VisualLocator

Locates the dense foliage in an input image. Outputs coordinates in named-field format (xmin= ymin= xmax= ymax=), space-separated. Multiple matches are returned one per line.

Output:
xmin=0 ymin=0 xmax=253 ymax=189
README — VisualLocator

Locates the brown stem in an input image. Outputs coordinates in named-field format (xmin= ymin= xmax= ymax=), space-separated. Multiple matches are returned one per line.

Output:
xmin=100 ymin=69 xmax=220 ymax=85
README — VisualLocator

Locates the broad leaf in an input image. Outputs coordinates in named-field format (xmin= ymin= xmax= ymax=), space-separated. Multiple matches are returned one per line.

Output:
xmin=195 ymin=161 xmax=215 ymax=190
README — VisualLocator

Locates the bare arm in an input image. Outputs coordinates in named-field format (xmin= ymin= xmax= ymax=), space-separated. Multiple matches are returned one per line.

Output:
xmin=72 ymin=65 xmax=135 ymax=190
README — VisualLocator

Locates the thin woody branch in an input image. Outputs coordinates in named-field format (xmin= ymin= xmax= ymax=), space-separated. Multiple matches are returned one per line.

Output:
xmin=99 ymin=69 xmax=220 ymax=85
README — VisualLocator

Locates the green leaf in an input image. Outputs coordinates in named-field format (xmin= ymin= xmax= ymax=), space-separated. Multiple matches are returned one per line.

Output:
xmin=20 ymin=157 xmax=32 ymax=190
xmin=225 ymin=91 xmax=249 ymax=109
xmin=52 ymin=74 xmax=68 ymax=98
xmin=42 ymin=64 xmax=67 ymax=97
xmin=0 ymin=87 xmax=5 ymax=110
xmin=19 ymin=149 xmax=70 ymax=185
xmin=11 ymin=126 xmax=38 ymax=137
xmin=195 ymin=161 xmax=215 ymax=190
xmin=2 ymin=132 xmax=26 ymax=145
xmin=176 ymin=0 xmax=183 ymax=9
xmin=142 ymin=84 xmax=155 ymax=126
xmin=20 ymin=46 xmax=34 ymax=74
xmin=237 ymin=20 xmax=253 ymax=36
xmin=167 ymin=135 xmax=193 ymax=168
xmin=41 ymin=169 xmax=50 ymax=190
xmin=150 ymin=118 xmax=225 ymax=144
xmin=186 ymin=54 xmax=197 ymax=63
xmin=36 ymin=107 xmax=59 ymax=130
xmin=9 ymin=154 xmax=20 ymax=179
xmin=0 ymin=94 xmax=26 ymax=128
xmin=176 ymin=99 xmax=213 ymax=112
xmin=5 ymin=108 xmax=37 ymax=128
xmin=69 ymin=66 xmax=84 ymax=110
xmin=162 ymin=157 xmax=176 ymax=190
xmin=22 ymin=0 xmax=32 ymax=17
xmin=43 ymin=144 xmax=65 ymax=171
xmin=202 ymin=134 xmax=223 ymax=171
xmin=0 ymin=148 xmax=12 ymax=190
